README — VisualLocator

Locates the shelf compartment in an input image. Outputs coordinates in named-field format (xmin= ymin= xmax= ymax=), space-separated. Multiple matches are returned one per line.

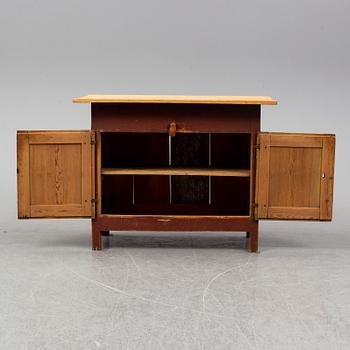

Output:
xmin=100 ymin=132 xmax=251 ymax=216
xmin=101 ymin=167 xmax=250 ymax=177
xmin=211 ymin=133 xmax=251 ymax=169
xmin=101 ymin=132 xmax=169 ymax=168
xmin=101 ymin=175 xmax=250 ymax=216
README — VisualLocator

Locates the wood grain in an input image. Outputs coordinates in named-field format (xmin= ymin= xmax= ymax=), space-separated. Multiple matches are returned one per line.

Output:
xmin=17 ymin=131 xmax=94 ymax=218
xmin=17 ymin=133 xmax=30 ymax=218
xmin=267 ymin=207 xmax=320 ymax=220
xmin=255 ymin=134 xmax=270 ymax=219
xmin=256 ymin=132 xmax=336 ymax=221
xmin=73 ymin=94 xmax=277 ymax=105
xmin=90 ymin=131 xmax=96 ymax=219
xmin=270 ymin=135 xmax=323 ymax=148
xmin=268 ymin=147 xmax=322 ymax=207
xmin=29 ymin=144 xmax=82 ymax=205
xmin=320 ymin=136 xmax=335 ymax=220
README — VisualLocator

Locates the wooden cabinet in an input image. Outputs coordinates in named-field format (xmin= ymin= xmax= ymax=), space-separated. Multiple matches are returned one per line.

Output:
xmin=16 ymin=95 xmax=336 ymax=252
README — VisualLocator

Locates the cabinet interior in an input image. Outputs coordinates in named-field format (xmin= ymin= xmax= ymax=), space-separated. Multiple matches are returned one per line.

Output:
xmin=100 ymin=132 xmax=251 ymax=216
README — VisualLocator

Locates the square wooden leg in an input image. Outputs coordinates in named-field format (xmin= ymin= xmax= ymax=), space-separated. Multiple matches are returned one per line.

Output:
xmin=247 ymin=223 xmax=259 ymax=253
xmin=92 ymin=221 xmax=102 ymax=250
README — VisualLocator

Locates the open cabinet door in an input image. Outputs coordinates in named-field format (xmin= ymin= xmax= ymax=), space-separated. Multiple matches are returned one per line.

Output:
xmin=17 ymin=130 xmax=95 ymax=218
xmin=255 ymin=133 xmax=335 ymax=220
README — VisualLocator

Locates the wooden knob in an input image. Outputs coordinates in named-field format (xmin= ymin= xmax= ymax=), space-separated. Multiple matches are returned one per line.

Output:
xmin=168 ymin=122 xmax=177 ymax=137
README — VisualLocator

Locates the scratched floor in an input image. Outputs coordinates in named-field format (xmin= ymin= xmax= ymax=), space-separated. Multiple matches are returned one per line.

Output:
xmin=1 ymin=219 xmax=350 ymax=350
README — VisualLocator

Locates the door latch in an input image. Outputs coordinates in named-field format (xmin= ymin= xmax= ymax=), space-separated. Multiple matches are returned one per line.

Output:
xmin=168 ymin=122 xmax=177 ymax=137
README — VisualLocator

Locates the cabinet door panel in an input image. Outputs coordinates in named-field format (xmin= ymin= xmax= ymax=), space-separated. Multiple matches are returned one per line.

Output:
xmin=17 ymin=130 xmax=95 ymax=218
xmin=256 ymin=133 xmax=335 ymax=220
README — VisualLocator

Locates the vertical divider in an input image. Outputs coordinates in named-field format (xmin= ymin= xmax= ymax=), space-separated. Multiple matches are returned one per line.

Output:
xmin=209 ymin=133 xmax=211 ymax=205
xmin=97 ymin=131 xmax=102 ymax=216
xmin=169 ymin=135 xmax=172 ymax=204
xmin=132 ymin=175 xmax=135 ymax=205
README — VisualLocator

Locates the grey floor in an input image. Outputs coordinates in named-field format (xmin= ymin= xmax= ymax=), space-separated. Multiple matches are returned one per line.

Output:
xmin=1 ymin=219 xmax=350 ymax=350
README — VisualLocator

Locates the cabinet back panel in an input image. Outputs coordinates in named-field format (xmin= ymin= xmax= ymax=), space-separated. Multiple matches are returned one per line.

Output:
xmin=211 ymin=133 xmax=251 ymax=169
xmin=101 ymin=132 xmax=169 ymax=168
xmin=134 ymin=176 xmax=170 ymax=205
xmin=211 ymin=177 xmax=250 ymax=214
xmin=101 ymin=175 xmax=249 ymax=216
xmin=171 ymin=133 xmax=209 ymax=204
xmin=101 ymin=175 xmax=133 ymax=213
xmin=171 ymin=133 xmax=209 ymax=167
xmin=171 ymin=176 xmax=209 ymax=204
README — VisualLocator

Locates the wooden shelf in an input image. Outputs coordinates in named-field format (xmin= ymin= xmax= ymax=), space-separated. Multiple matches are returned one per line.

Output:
xmin=101 ymin=167 xmax=250 ymax=177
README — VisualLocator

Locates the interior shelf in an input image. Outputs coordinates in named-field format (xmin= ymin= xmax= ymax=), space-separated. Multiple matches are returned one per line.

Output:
xmin=101 ymin=167 xmax=250 ymax=177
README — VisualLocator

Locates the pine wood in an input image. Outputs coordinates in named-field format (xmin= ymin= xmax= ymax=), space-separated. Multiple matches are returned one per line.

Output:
xmin=73 ymin=94 xmax=277 ymax=105
xmin=17 ymin=131 xmax=94 ymax=218
xmin=256 ymin=133 xmax=335 ymax=220
xmin=101 ymin=167 xmax=250 ymax=177
xmin=320 ymin=136 xmax=336 ymax=220
xmin=90 ymin=131 xmax=96 ymax=219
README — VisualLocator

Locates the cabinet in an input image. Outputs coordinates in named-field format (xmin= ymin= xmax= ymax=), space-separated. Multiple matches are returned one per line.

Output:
xmin=17 ymin=95 xmax=335 ymax=252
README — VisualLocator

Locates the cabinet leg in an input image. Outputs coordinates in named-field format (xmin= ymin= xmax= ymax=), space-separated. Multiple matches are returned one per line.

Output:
xmin=101 ymin=230 xmax=110 ymax=236
xmin=247 ymin=224 xmax=259 ymax=253
xmin=92 ymin=222 xmax=102 ymax=251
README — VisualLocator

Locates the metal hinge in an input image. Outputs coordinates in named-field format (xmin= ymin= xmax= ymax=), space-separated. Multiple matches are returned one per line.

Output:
xmin=251 ymin=203 xmax=259 ymax=221
xmin=90 ymin=133 xmax=96 ymax=145
xmin=253 ymin=144 xmax=260 ymax=158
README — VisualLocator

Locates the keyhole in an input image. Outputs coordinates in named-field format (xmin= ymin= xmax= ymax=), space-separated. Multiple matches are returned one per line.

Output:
xmin=322 ymin=173 xmax=326 ymax=179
